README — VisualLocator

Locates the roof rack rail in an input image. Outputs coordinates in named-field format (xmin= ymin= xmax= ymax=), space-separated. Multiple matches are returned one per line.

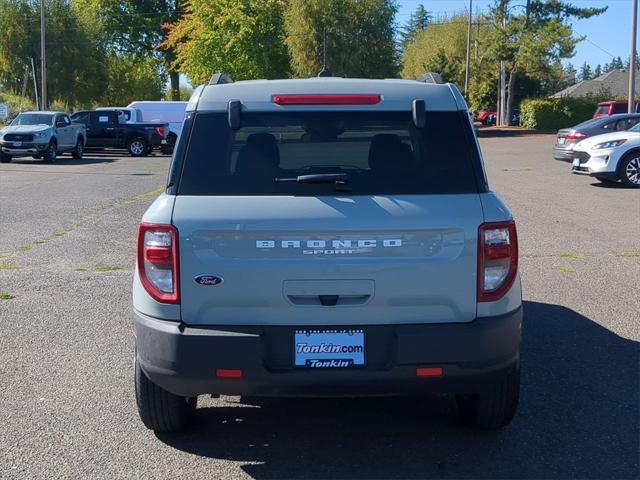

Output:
xmin=209 ymin=73 xmax=234 ymax=85
xmin=417 ymin=72 xmax=444 ymax=84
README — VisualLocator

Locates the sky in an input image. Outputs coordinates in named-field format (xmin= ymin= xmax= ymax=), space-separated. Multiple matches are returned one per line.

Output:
xmin=396 ymin=0 xmax=638 ymax=70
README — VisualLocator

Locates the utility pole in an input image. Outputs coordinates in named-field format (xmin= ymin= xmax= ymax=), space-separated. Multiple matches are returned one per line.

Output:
xmin=629 ymin=0 xmax=638 ymax=113
xmin=19 ymin=64 xmax=29 ymax=113
xmin=475 ymin=20 xmax=480 ymax=61
xmin=40 ymin=0 xmax=47 ymax=111
xmin=30 ymin=56 xmax=40 ymax=110
xmin=464 ymin=0 xmax=473 ymax=96
xmin=499 ymin=13 xmax=507 ymax=126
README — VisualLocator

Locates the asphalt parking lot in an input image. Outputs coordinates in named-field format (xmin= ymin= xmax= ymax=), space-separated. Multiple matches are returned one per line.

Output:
xmin=1 ymin=137 xmax=638 ymax=479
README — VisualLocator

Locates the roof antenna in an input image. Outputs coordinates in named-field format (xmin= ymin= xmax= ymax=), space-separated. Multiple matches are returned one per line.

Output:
xmin=318 ymin=27 xmax=332 ymax=77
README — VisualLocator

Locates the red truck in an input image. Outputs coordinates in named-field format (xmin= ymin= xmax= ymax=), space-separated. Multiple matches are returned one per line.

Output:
xmin=593 ymin=100 xmax=639 ymax=118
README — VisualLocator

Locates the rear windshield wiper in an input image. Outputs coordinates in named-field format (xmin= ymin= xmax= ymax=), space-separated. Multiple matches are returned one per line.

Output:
xmin=276 ymin=173 xmax=349 ymax=184
xmin=275 ymin=173 xmax=352 ymax=192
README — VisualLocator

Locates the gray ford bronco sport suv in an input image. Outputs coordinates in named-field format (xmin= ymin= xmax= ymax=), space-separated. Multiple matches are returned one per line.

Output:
xmin=133 ymin=74 xmax=522 ymax=432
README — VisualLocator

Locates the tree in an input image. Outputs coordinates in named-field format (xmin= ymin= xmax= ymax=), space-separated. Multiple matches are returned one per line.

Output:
xmin=579 ymin=61 xmax=592 ymax=81
xmin=284 ymin=0 xmax=398 ymax=78
xmin=164 ymin=0 xmax=290 ymax=85
xmin=101 ymin=54 xmax=167 ymax=105
xmin=79 ymin=0 xmax=184 ymax=100
xmin=399 ymin=4 xmax=431 ymax=51
xmin=624 ymin=52 xmax=640 ymax=69
xmin=0 ymin=0 xmax=108 ymax=108
xmin=593 ymin=64 xmax=602 ymax=77
xmin=423 ymin=48 xmax=461 ymax=83
xmin=402 ymin=14 xmax=501 ymax=111
xmin=402 ymin=16 xmax=469 ymax=84
xmin=609 ymin=56 xmax=624 ymax=70
xmin=563 ymin=62 xmax=577 ymax=86
xmin=484 ymin=0 xmax=607 ymax=124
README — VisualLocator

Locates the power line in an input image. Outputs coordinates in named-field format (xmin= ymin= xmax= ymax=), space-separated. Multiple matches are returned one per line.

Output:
xmin=573 ymin=31 xmax=617 ymax=60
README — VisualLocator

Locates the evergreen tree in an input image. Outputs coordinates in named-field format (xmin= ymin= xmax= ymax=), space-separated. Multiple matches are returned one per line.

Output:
xmin=423 ymin=48 xmax=461 ymax=83
xmin=593 ymin=64 xmax=602 ymax=77
xmin=610 ymin=56 xmax=624 ymax=70
xmin=399 ymin=4 xmax=432 ymax=51
xmin=579 ymin=61 xmax=592 ymax=81
xmin=563 ymin=63 xmax=577 ymax=86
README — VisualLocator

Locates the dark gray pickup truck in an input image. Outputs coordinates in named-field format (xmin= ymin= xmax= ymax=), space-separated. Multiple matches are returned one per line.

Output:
xmin=70 ymin=109 xmax=168 ymax=157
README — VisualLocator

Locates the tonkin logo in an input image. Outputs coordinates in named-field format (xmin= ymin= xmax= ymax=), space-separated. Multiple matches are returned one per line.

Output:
xmin=194 ymin=274 xmax=223 ymax=286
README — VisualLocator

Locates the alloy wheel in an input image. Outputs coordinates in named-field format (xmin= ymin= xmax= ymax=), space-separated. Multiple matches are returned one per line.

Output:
xmin=130 ymin=141 xmax=145 ymax=155
xmin=625 ymin=157 xmax=640 ymax=185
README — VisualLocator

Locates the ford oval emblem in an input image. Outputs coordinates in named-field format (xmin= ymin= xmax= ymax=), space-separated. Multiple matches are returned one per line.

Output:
xmin=194 ymin=274 xmax=224 ymax=286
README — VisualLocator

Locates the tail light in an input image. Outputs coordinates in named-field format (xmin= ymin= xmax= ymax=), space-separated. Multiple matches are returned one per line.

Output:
xmin=566 ymin=131 xmax=586 ymax=142
xmin=137 ymin=223 xmax=179 ymax=303
xmin=478 ymin=221 xmax=518 ymax=302
xmin=154 ymin=126 xmax=165 ymax=138
xmin=273 ymin=94 xmax=381 ymax=105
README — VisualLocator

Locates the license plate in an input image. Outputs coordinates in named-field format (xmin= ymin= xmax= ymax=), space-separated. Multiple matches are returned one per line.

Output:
xmin=13 ymin=141 xmax=22 ymax=147
xmin=558 ymin=137 xmax=566 ymax=145
xmin=572 ymin=158 xmax=580 ymax=167
xmin=294 ymin=329 xmax=365 ymax=368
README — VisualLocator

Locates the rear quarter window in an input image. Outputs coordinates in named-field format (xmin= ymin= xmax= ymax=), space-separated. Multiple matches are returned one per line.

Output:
xmin=177 ymin=110 xmax=484 ymax=196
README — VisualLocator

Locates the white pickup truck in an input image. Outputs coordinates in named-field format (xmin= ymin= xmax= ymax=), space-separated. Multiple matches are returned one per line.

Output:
xmin=0 ymin=111 xmax=86 ymax=163
xmin=97 ymin=101 xmax=187 ymax=154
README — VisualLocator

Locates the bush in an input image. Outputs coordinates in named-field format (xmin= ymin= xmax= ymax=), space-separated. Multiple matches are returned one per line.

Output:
xmin=520 ymin=95 xmax=612 ymax=130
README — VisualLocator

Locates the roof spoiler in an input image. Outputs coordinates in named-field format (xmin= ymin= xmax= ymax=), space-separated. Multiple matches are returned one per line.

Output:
xmin=209 ymin=73 xmax=234 ymax=85
xmin=417 ymin=72 xmax=444 ymax=84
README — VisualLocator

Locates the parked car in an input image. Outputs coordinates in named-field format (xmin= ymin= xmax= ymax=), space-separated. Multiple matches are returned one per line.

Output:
xmin=70 ymin=109 xmax=168 ymax=157
xmin=593 ymin=100 xmax=639 ymax=118
xmin=133 ymin=74 xmax=522 ymax=432
xmin=485 ymin=110 xmax=520 ymax=127
xmin=126 ymin=101 xmax=188 ymax=153
xmin=0 ymin=111 xmax=86 ymax=163
xmin=571 ymin=122 xmax=640 ymax=187
xmin=554 ymin=114 xmax=640 ymax=161
xmin=476 ymin=108 xmax=496 ymax=125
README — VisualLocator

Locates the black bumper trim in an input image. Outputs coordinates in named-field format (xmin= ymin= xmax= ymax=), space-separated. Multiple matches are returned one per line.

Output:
xmin=134 ymin=308 xmax=522 ymax=397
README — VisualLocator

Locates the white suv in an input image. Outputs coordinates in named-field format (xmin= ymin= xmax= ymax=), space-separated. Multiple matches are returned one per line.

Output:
xmin=572 ymin=124 xmax=640 ymax=187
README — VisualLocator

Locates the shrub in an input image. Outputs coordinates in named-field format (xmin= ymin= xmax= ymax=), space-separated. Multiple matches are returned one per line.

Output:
xmin=520 ymin=95 xmax=612 ymax=130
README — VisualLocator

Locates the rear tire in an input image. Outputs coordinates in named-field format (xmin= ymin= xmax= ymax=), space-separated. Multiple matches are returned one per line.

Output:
xmin=0 ymin=151 xmax=11 ymax=163
xmin=135 ymin=356 xmax=196 ymax=432
xmin=127 ymin=138 xmax=147 ymax=157
xmin=456 ymin=361 xmax=520 ymax=429
xmin=42 ymin=141 xmax=57 ymax=163
xmin=72 ymin=138 xmax=84 ymax=160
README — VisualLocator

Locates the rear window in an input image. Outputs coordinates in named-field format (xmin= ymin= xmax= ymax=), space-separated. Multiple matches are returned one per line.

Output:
xmin=611 ymin=104 xmax=627 ymax=114
xmin=595 ymin=106 xmax=610 ymax=115
xmin=177 ymin=111 xmax=481 ymax=196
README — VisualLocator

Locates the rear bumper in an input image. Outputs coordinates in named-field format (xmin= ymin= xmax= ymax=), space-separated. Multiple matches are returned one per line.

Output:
xmin=134 ymin=307 xmax=522 ymax=397
xmin=553 ymin=145 xmax=577 ymax=161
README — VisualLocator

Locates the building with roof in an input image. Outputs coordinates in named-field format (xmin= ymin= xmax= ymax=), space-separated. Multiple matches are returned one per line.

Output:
xmin=550 ymin=69 xmax=639 ymax=99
